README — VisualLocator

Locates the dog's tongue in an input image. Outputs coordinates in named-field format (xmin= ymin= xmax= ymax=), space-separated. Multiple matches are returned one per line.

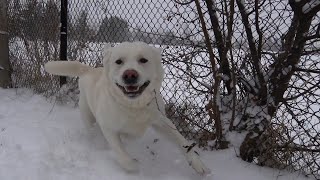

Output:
xmin=125 ymin=86 xmax=139 ymax=92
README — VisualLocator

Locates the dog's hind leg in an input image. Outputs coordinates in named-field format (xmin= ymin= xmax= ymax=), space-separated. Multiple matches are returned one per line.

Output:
xmin=79 ymin=95 xmax=96 ymax=128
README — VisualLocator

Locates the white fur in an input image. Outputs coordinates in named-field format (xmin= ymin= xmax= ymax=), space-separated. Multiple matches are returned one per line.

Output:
xmin=45 ymin=61 xmax=93 ymax=77
xmin=44 ymin=42 xmax=210 ymax=175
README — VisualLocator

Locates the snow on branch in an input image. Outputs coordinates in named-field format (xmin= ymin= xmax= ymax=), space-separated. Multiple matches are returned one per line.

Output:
xmin=302 ymin=0 xmax=320 ymax=14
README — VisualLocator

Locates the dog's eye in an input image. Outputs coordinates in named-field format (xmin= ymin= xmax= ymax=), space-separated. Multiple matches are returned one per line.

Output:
xmin=115 ymin=59 xmax=123 ymax=65
xmin=139 ymin=58 xmax=148 ymax=64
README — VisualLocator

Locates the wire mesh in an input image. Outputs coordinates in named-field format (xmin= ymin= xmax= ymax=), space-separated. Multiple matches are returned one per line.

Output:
xmin=6 ymin=0 xmax=320 ymax=179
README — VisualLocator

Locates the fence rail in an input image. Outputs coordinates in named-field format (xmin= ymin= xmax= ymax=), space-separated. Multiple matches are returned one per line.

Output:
xmin=6 ymin=0 xmax=320 ymax=179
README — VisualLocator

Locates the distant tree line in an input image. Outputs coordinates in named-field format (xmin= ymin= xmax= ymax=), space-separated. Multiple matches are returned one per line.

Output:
xmin=70 ymin=11 xmax=193 ymax=45
xmin=8 ymin=0 xmax=193 ymax=46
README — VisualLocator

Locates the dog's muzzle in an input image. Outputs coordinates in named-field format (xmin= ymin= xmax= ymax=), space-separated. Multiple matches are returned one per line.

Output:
xmin=116 ymin=81 xmax=150 ymax=98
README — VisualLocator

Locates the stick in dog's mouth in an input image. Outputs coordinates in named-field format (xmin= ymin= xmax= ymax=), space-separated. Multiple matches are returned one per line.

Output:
xmin=116 ymin=81 xmax=150 ymax=98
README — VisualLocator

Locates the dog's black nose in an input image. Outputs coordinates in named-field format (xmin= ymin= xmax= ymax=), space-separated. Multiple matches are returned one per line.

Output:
xmin=123 ymin=69 xmax=138 ymax=84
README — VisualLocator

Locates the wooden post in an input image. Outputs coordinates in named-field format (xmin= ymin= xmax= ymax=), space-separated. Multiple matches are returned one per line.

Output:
xmin=0 ymin=0 xmax=11 ymax=88
xmin=59 ymin=0 xmax=68 ymax=86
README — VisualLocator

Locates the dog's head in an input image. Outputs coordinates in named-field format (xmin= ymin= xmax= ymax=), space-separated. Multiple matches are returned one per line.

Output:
xmin=103 ymin=42 xmax=164 ymax=108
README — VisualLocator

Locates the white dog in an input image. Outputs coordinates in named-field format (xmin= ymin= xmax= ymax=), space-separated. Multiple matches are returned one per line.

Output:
xmin=45 ymin=42 xmax=210 ymax=175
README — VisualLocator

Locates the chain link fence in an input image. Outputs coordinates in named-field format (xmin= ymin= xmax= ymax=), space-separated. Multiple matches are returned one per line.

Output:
xmin=6 ymin=0 xmax=320 ymax=179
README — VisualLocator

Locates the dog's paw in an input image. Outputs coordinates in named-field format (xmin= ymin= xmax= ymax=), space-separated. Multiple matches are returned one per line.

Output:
xmin=118 ymin=158 xmax=139 ymax=173
xmin=186 ymin=152 xmax=211 ymax=175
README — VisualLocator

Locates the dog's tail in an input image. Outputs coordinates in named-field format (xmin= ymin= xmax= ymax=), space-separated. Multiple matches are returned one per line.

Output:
xmin=44 ymin=61 xmax=93 ymax=77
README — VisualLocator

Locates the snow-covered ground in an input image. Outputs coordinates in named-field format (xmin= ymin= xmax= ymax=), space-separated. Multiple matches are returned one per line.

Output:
xmin=0 ymin=88 xmax=315 ymax=180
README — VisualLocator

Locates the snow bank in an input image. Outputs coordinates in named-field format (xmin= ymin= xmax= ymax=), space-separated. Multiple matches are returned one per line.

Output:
xmin=0 ymin=88 xmax=314 ymax=180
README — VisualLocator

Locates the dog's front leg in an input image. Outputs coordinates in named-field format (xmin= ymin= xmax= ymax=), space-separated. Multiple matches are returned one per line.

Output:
xmin=152 ymin=114 xmax=211 ymax=175
xmin=103 ymin=131 xmax=139 ymax=172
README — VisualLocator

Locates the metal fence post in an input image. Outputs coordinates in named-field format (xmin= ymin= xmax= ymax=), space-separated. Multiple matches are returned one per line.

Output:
xmin=0 ymin=0 xmax=11 ymax=88
xmin=59 ymin=0 xmax=68 ymax=86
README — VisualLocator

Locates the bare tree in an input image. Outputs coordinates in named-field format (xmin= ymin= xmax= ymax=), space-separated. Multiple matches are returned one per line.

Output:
xmin=95 ymin=16 xmax=131 ymax=43
xmin=170 ymin=0 xmax=320 ymax=176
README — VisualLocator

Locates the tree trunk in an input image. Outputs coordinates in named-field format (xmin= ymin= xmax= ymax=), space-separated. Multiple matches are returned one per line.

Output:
xmin=0 ymin=0 xmax=11 ymax=88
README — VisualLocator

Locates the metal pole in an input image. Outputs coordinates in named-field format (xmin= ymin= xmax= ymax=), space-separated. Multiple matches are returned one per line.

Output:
xmin=0 ymin=0 xmax=11 ymax=88
xmin=59 ymin=0 xmax=68 ymax=86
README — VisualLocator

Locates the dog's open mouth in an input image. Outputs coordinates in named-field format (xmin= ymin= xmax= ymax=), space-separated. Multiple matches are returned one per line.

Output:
xmin=116 ymin=81 xmax=150 ymax=98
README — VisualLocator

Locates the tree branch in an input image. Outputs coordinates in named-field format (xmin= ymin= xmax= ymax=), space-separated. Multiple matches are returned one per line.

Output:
xmin=294 ymin=67 xmax=320 ymax=74
xmin=254 ymin=0 xmax=263 ymax=60
xmin=205 ymin=0 xmax=233 ymax=94
xmin=236 ymin=0 xmax=267 ymax=104
xmin=194 ymin=0 xmax=217 ymax=75
xmin=277 ymin=145 xmax=320 ymax=153
xmin=173 ymin=0 xmax=194 ymax=5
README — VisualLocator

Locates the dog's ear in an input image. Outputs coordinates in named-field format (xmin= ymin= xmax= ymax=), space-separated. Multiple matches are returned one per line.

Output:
xmin=152 ymin=47 xmax=163 ymax=62
xmin=153 ymin=47 xmax=163 ymax=56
